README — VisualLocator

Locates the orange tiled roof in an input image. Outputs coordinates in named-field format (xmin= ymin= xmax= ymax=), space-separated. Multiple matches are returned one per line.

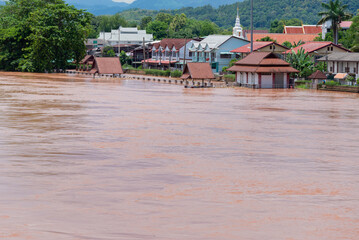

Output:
xmin=246 ymin=33 xmax=319 ymax=44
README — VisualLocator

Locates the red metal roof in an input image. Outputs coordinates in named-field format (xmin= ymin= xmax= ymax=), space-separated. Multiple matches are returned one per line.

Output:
xmin=141 ymin=59 xmax=178 ymax=65
xmin=231 ymin=41 xmax=288 ymax=53
xmin=92 ymin=57 xmax=123 ymax=74
xmin=153 ymin=39 xmax=193 ymax=51
xmin=284 ymin=41 xmax=350 ymax=54
xmin=181 ymin=62 xmax=215 ymax=80
xmin=246 ymin=33 xmax=318 ymax=44
xmin=340 ymin=21 xmax=352 ymax=28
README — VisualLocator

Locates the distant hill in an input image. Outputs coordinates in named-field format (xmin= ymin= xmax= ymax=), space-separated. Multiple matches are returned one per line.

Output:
xmin=65 ymin=0 xmax=242 ymax=15
xmin=119 ymin=0 xmax=359 ymax=29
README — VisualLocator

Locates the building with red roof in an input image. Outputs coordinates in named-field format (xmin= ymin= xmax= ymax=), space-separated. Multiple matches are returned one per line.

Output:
xmin=227 ymin=52 xmax=298 ymax=89
xmin=230 ymin=41 xmax=289 ymax=57
xmin=284 ymin=41 xmax=350 ymax=58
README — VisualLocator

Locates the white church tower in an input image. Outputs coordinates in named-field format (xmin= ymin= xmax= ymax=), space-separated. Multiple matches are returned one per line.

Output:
xmin=233 ymin=7 xmax=243 ymax=38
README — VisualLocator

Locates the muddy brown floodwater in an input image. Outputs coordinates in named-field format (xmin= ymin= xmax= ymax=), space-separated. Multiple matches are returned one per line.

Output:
xmin=0 ymin=72 xmax=358 ymax=240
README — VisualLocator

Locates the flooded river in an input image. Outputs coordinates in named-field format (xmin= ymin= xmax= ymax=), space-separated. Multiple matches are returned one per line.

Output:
xmin=0 ymin=72 xmax=358 ymax=240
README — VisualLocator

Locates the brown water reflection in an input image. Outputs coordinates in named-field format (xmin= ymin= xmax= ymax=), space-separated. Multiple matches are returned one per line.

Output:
xmin=0 ymin=72 xmax=359 ymax=240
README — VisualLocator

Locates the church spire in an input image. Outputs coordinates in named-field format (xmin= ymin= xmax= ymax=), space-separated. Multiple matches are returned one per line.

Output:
xmin=233 ymin=4 xmax=243 ymax=38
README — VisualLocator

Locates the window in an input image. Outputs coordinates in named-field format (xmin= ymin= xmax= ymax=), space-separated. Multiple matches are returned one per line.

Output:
xmin=330 ymin=67 xmax=333 ymax=72
xmin=220 ymin=54 xmax=232 ymax=59
xmin=189 ymin=52 xmax=192 ymax=57
xmin=345 ymin=67 xmax=350 ymax=73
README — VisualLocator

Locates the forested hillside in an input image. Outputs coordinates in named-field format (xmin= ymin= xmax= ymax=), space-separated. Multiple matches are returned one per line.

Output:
xmin=119 ymin=0 xmax=359 ymax=29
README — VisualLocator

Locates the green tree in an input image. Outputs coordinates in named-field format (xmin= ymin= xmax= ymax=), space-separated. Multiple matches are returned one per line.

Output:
xmin=287 ymin=48 xmax=315 ymax=78
xmin=257 ymin=36 xmax=276 ymax=42
xmin=155 ymin=13 xmax=173 ymax=25
xmin=282 ymin=41 xmax=293 ymax=49
xmin=0 ymin=0 xmax=91 ymax=72
xmin=170 ymin=13 xmax=187 ymax=32
xmin=140 ymin=16 xmax=152 ymax=30
xmin=146 ymin=20 xmax=168 ymax=39
xmin=119 ymin=50 xmax=131 ymax=65
xmin=102 ymin=46 xmax=116 ymax=57
xmin=317 ymin=0 xmax=352 ymax=44
xmin=345 ymin=11 xmax=359 ymax=51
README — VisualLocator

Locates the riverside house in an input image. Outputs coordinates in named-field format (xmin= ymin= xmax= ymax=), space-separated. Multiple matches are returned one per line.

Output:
xmin=317 ymin=52 xmax=359 ymax=81
xmin=189 ymin=35 xmax=249 ymax=73
xmin=227 ymin=52 xmax=299 ymax=89
xmin=284 ymin=42 xmax=350 ymax=61
xmin=145 ymin=38 xmax=199 ymax=70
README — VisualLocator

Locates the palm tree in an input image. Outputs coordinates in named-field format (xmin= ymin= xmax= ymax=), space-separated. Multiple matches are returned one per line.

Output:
xmin=317 ymin=0 xmax=352 ymax=44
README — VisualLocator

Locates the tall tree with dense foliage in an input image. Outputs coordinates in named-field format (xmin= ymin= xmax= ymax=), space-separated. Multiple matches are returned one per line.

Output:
xmin=287 ymin=48 xmax=315 ymax=78
xmin=317 ymin=0 xmax=352 ymax=44
xmin=0 ymin=0 xmax=92 ymax=72
xmin=345 ymin=10 xmax=359 ymax=52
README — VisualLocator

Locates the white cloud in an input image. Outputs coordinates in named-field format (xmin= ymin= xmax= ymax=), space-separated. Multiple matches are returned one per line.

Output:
xmin=112 ymin=0 xmax=136 ymax=3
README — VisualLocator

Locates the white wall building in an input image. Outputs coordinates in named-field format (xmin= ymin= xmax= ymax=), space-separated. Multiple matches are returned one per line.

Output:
xmin=98 ymin=27 xmax=153 ymax=46
xmin=318 ymin=52 xmax=359 ymax=80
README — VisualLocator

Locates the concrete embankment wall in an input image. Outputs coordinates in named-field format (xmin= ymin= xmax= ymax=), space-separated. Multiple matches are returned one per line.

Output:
xmin=319 ymin=85 xmax=359 ymax=93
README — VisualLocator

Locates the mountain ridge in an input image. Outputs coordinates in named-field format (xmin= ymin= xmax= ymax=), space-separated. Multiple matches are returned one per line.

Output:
xmin=65 ymin=0 xmax=241 ymax=15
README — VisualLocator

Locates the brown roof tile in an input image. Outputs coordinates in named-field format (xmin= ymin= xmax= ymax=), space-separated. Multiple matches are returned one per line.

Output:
xmin=308 ymin=70 xmax=327 ymax=79
xmin=227 ymin=52 xmax=299 ymax=73
xmin=181 ymin=62 xmax=215 ymax=80
xmin=92 ymin=57 xmax=123 ymax=75
xmin=246 ymin=33 xmax=318 ymax=44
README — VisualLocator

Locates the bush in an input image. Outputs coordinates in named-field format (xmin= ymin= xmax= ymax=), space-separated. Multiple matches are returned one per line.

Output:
xmin=171 ymin=70 xmax=182 ymax=78
xmin=144 ymin=69 xmax=179 ymax=77
xmin=224 ymin=74 xmax=235 ymax=82
xmin=325 ymin=80 xmax=340 ymax=86
xmin=137 ymin=65 xmax=143 ymax=70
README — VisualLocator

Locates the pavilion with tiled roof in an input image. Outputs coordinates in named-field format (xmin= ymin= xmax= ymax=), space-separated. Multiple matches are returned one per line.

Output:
xmin=308 ymin=70 xmax=327 ymax=84
xmin=181 ymin=62 xmax=215 ymax=81
xmin=227 ymin=52 xmax=298 ymax=89
xmin=90 ymin=57 xmax=123 ymax=76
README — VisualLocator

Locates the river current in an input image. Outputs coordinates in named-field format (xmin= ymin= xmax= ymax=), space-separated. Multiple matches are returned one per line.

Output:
xmin=0 ymin=72 xmax=358 ymax=240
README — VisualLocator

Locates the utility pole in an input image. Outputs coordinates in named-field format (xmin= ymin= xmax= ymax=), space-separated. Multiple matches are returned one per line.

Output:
xmin=250 ymin=0 xmax=254 ymax=53
xmin=118 ymin=26 xmax=121 ymax=55
xmin=142 ymin=37 xmax=146 ymax=69
xmin=183 ymin=38 xmax=187 ymax=70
